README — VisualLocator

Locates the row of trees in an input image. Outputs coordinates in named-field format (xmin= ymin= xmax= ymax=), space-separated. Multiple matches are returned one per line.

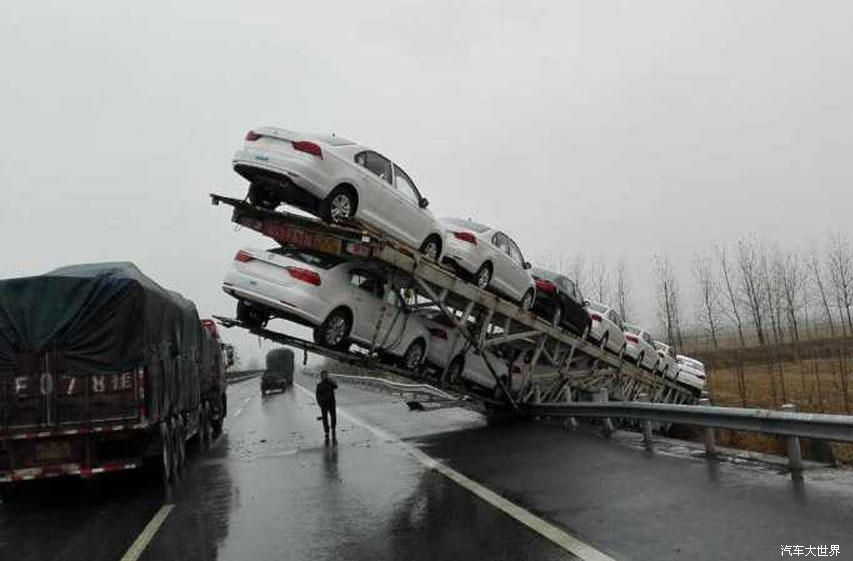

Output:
xmin=691 ymin=233 xmax=853 ymax=350
xmin=539 ymin=231 xmax=853 ymax=353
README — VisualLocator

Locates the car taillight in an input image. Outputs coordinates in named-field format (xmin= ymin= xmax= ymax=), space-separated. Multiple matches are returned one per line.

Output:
xmin=245 ymin=130 xmax=262 ymax=141
xmin=626 ymin=334 xmax=639 ymax=344
xmin=292 ymin=140 xmax=323 ymax=159
xmin=452 ymin=231 xmax=477 ymax=244
xmin=535 ymin=279 xmax=556 ymax=294
xmin=286 ymin=267 xmax=321 ymax=286
xmin=428 ymin=328 xmax=448 ymax=339
xmin=589 ymin=313 xmax=602 ymax=322
xmin=234 ymin=250 xmax=254 ymax=263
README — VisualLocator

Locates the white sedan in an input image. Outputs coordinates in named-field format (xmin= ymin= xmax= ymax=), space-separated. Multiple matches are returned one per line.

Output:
xmin=222 ymin=246 xmax=430 ymax=370
xmin=233 ymin=127 xmax=446 ymax=261
xmin=677 ymin=355 xmax=706 ymax=379
xmin=440 ymin=218 xmax=536 ymax=309
xmin=420 ymin=310 xmax=522 ymax=394
xmin=654 ymin=341 xmax=679 ymax=379
xmin=587 ymin=301 xmax=626 ymax=354
xmin=623 ymin=323 xmax=659 ymax=371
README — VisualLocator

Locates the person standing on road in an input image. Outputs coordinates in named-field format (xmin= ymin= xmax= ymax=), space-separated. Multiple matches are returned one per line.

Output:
xmin=316 ymin=370 xmax=338 ymax=443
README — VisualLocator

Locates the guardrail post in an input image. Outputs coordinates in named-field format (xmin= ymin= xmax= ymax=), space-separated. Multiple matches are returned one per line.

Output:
xmin=637 ymin=393 xmax=653 ymax=450
xmin=597 ymin=388 xmax=615 ymax=438
xmin=562 ymin=385 xmax=578 ymax=430
xmin=781 ymin=403 xmax=804 ymax=480
xmin=698 ymin=398 xmax=717 ymax=458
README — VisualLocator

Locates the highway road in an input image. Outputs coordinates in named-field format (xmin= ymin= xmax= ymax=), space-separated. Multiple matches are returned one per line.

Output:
xmin=1 ymin=371 xmax=852 ymax=561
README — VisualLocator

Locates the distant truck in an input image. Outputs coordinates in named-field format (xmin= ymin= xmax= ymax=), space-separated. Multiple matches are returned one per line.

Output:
xmin=261 ymin=348 xmax=294 ymax=395
xmin=0 ymin=263 xmax=229 ymax=483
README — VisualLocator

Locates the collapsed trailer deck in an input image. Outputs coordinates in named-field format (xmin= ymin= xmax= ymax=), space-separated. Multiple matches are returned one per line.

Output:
xmin=212 ymin=193 xmax=700 ymax=409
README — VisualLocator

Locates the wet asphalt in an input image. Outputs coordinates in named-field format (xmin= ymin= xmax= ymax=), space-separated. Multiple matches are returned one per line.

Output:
xmin=1 ymin=371 xmax=853 ymax=561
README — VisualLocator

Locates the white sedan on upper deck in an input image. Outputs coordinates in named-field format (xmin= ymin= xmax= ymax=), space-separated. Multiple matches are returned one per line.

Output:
xmin=440 ymin=218 xmax=536 ymax=309
xmin=233 ymin=127 xmax=446 ymax=261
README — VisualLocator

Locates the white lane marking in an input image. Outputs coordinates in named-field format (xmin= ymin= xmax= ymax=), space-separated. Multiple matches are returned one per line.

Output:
xmin=118 ymin=504 xmax=175 ymax=561
xmin=294 ymin=383 xmax=615 ymax=561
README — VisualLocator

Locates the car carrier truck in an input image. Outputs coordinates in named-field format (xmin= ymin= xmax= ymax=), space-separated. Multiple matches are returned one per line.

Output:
xmin=0 ymin=262 xmax=227 ymax=483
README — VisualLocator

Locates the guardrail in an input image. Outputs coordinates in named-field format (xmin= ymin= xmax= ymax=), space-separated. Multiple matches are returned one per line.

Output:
xmin=528 ymin=392 xmax=853 ymax=480
xmin=327 ymin=373 xmax=460 ymax=402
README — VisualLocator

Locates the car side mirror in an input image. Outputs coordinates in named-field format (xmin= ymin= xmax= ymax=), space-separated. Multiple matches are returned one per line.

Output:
xmin=419 ymin=198 xmax=429 ymax=209
xmin=523 ymin=262 xmax=532 ymax=270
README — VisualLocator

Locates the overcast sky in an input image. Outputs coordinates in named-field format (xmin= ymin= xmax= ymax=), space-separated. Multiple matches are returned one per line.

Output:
xmin=2 ymin=1 xmax=852 ymax=364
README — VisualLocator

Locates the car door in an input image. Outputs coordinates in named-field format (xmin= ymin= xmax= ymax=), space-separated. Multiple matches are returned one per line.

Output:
xmin=388 ymin=164 xmax=432 ymax=248
xmin=376 ymin=287 xmax=411 ymax=353
xmin=489 ymin=232 xmax=516 ymax=298
xmin=506 ymin=237 xmax=530 ymax=300
xmin=352 ymin=151 xmax=397 ymax=234
xmin=346 ymin=268 xmax=386 ymax=345
xmin=559 ymin=278 xmax=583 ymax=330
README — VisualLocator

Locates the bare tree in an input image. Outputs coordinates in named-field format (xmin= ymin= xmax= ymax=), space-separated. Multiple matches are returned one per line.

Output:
xmin=809 ymin=249 xmax=836 ymax=336
xmin=653 ymin=254 xmax=683 ymax=349
xmin=775 ymin=249 xmax=805 ymax=344
xmin=692 ymin=252 xmax=721 ymax=348
xmin=614 ymin=258 xmax=630 ymax=321
xmin=762 ymin=247 xmax=785 ymax=345
xmin=568 ymin=255 xmax=587 ymax=298
xmin=589 ymin=259 xmax=609 ymax=304
xmin=717 ymin=244 xmax=746 ymax=347
xmin=736 ymin=237 xmax=767 ymax=345
xmin=826 ymin=232 xmax=853 ymax=335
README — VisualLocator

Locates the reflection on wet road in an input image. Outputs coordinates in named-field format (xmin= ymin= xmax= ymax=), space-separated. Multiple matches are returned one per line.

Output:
xmin=4 ymin=371 xmax=853 ymax=561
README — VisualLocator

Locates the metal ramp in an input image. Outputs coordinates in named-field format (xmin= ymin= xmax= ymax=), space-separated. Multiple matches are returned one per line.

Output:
xmin=211 ymin=193 xmax=699 ymax=411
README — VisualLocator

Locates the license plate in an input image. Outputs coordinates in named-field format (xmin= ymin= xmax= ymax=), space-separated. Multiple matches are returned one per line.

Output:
xmin=35 ymin=441 xmax=71 ymax=462
xmin=263 ymin=223 xmax=342 ymax=254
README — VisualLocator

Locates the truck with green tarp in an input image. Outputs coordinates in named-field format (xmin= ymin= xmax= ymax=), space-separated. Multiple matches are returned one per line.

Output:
xmin=0 ymin=262 xmax=227 ymax=483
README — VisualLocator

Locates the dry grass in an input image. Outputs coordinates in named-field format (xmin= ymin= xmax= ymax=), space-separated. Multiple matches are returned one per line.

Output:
xmin=706 ymin=353 xmax=853 ymax=464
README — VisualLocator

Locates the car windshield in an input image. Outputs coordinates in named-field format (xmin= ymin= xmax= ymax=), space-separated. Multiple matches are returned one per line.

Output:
xmin=624 ymin=324 xmax=641 ymax=335
xmin=269 ymin=247 xmax=343 ymax=269
xmin=442 ymin=218 xmax=490 ymax=233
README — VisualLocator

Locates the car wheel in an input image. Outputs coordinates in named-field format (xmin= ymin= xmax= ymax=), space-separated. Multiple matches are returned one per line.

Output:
xmin=475 ymin=263 xmax=492 ymax=289
xmin=323 ymin=187 xmax=357 ymax=222
xmin=247 ymin=181 xmax=280 ymax=210
xmin=520 ymin=289 xmax=534 ymax=311
xmin=315 ymin=309 xmax=351 ymax=349
xmin=236 ymin=301 xmax=269 ymax=329
xmin=401 ymin=339 xmax=426 ymax=371
xmin=419 ymin=236 xmax=442 ymax=262
xmin=447 ymin=356 xmax=464 ymax=384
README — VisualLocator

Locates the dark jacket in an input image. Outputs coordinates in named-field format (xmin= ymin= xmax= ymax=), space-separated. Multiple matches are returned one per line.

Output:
xmin=316 ymin=378 xmax=338 ymax=406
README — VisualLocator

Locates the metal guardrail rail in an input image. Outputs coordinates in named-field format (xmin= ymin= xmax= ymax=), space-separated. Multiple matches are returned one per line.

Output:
xmin=528 ymin=401 xmax=853 ymax=443
xmin=530 ymin=393 xmax=853 ymax=480
xmin=328 ymin=373 xmax=459 ymax=401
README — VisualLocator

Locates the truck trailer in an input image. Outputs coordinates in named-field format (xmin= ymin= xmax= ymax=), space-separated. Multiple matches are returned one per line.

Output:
xmin=0 ymin=262 xmax=226 ymax=483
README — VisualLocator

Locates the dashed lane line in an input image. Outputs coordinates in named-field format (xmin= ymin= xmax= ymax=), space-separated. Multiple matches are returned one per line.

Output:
xmin=118 ymin=504 xmax=174 ymax=561
xmin=294 ymin=383 xmax=616 ymax=561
